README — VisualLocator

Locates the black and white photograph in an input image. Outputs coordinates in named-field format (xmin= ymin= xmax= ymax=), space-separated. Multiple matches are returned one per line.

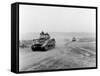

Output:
xmin=18 ymin=3 xmax=97 ymax=72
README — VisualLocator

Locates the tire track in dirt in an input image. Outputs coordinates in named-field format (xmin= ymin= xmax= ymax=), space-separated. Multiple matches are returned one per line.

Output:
xmin=65 ymin=41 xmax=96 ymax=57
xmin=23 ymin=55 xmax=80 ymax=71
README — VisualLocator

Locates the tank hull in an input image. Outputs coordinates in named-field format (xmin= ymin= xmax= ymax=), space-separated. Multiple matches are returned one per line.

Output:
xmin=31 ymin=39 xmax=55 ymax=51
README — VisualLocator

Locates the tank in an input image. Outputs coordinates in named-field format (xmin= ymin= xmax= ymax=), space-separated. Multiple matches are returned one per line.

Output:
xmin=31 ymin=31 xmax=56 ymax=51
xmin=72 ymin=37 xmax=76 ymax=42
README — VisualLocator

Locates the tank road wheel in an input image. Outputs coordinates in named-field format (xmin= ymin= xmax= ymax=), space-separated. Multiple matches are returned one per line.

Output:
xmin=44 ymin=46 xmax=48 ymax=51
xmin=31 ymin=46 xmax=36 ymax=51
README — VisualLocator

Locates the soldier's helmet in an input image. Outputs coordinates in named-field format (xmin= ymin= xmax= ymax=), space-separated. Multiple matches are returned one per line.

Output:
xmin=40 ymin=31 xmax=44 ymax=35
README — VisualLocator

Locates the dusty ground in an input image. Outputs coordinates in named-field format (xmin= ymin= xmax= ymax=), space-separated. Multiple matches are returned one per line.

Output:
xmin=19 ymin=33 xmax=96 ymax=71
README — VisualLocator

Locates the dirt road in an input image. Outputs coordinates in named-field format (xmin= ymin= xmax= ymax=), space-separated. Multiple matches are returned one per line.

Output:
xmin=19 ymin=38 xmax=96 ymax=71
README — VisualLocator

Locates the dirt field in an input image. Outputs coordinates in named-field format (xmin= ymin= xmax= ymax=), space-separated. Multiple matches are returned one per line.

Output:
xmin=19 ymin=33 xmax=96 ymax=71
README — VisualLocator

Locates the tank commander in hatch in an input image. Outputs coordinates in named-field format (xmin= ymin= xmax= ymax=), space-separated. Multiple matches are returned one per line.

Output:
xmin=45 ymin=33 xmax=50 ymax=40
xmin=40 ymin=31 xmax=50 ymax=40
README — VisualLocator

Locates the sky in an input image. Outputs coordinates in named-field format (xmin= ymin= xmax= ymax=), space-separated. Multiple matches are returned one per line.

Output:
xmin=19 ymin=4 xmax=96 ymax=35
